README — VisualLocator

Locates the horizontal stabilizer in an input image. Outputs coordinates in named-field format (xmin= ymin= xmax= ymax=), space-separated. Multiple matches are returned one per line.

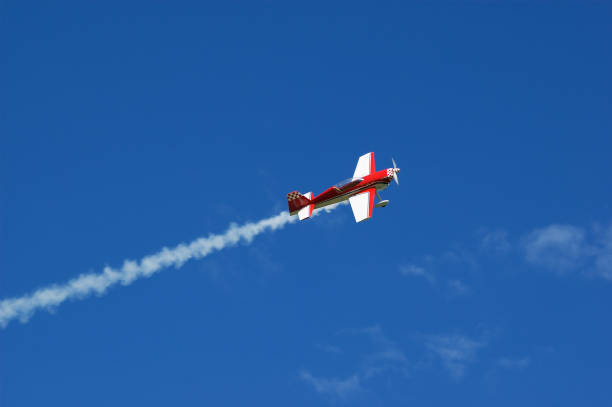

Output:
xmin=298 ymin=192 xmax=314 ymax=220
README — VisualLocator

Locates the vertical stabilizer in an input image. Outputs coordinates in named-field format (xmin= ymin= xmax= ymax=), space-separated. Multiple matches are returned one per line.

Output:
xmin=287 ymin=191 xmax=312 ymax=216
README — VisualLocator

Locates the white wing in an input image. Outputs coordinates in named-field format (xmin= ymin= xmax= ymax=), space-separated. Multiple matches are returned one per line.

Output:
xmin=353 ymin=152 xmax=375 ymax=179
xmin=348 ymin=188 xmax=375 ymax=223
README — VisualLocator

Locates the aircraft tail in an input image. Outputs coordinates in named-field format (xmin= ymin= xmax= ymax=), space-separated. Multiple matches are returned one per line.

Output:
xmin=287 ymin=191 xmax=314 ymax=220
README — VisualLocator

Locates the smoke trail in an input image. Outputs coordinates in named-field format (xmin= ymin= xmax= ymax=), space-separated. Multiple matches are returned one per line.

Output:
xmin=0 ymin=204 xmax=345 ymax=328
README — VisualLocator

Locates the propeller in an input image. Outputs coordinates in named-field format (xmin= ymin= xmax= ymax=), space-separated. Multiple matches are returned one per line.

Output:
xmin=392 ymin=158 xmax=400 ymax=185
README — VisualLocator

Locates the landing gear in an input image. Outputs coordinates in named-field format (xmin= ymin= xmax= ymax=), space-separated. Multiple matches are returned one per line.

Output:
xmin=375 ymin=191 xmax=389 ymax=208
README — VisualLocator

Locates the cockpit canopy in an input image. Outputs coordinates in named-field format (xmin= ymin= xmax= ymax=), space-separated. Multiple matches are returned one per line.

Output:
xmin=333 ymin=177 xmax=363 ymax=190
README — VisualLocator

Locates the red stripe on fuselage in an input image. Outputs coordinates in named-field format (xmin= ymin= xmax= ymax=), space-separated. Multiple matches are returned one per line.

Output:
xmin=311 ymin=169 xmax=392 ymax=207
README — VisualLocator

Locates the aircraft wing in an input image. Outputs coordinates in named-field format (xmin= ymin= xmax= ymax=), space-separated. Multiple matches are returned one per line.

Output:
xmin=353 ymin=152 xmax=375 ymax=179
xmin=348 ymin=188 xmax=375 ymax=223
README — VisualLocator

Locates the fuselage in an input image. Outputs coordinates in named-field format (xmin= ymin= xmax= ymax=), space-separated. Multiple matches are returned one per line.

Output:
xmin=312 ymin=168 xmax=396 ymax=210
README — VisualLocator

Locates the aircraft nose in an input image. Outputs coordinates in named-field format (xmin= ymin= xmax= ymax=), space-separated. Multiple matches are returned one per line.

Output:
xmin=395 ymin=168 xmax=401 ymax=173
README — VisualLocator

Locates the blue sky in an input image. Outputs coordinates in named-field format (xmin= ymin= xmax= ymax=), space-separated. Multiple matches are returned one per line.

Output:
xmin=2 ymin=2 xmax=611 ymax=406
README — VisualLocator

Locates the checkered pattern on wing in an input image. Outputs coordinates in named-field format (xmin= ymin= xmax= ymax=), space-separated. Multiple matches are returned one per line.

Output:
xmin=287 ymin=191 xmax=301 ymax=201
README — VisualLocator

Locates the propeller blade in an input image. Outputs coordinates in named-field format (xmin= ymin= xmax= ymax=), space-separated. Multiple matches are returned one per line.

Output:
xmin=391 ymin=158 xmax=399 ymax=185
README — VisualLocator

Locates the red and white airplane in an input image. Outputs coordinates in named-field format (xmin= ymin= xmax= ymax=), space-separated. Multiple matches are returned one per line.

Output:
xmin=287 ymin=152 xmax=400 ymax=223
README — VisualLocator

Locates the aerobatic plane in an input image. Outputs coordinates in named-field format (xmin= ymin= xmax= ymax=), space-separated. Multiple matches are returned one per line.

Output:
xmin=287 ymin=152 xmax=400 ymax=223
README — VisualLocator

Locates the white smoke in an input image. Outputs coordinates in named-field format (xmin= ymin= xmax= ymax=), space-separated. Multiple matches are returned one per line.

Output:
xmin=0 ymin=203 xmax=345 ymax=328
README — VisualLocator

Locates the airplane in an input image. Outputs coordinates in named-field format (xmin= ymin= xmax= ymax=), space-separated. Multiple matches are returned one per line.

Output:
xmin=286 ymin=152 xmax=400 ymax=223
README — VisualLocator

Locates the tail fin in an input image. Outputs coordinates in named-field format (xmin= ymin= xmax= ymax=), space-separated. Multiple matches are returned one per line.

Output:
xmin=287 ymin=191 xmax=314 ymax=220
